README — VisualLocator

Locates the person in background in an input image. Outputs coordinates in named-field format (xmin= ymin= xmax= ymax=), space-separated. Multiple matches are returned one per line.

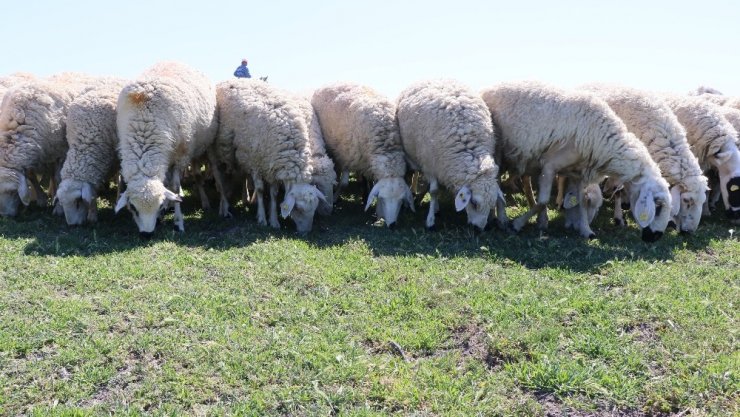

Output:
xmin=234 ymin=59 xmax=251 ymax=78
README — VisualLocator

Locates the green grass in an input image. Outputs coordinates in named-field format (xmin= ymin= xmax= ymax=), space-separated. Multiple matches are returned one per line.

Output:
xmin=0 ymin=186 xmax=738 ymax=416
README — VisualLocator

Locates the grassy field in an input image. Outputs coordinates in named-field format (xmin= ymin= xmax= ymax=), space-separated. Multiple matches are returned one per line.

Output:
xmin=0 ymin=186 xmax=738 ymax=416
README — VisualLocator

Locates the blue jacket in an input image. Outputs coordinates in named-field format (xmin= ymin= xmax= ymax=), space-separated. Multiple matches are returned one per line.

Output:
xmin=234 ymin=64 xmax=251 ymax=78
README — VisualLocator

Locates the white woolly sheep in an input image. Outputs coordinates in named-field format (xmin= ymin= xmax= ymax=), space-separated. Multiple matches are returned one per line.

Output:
xmin=481 ymin=81 xmax=672 ymax=242
xmin=311 ymin=83 xmax=414 ymax=227
xmin=580 ymin=85 xmax=708 ymax=233
xmin=661 ymin=95 xmax=740 ymax=221
xmin=0 ymin=80 xmax=79 ymax=217
xmin=56 ymin=79 xmax=127 ymax=225
xmin=397 ymin=79 xmax=500 ymax=231
xmin=114 ymin=62 xmax=218 ymax=237
xmin=212 ymin=79 xmax=327 ymax=233
xmin=294 ymin=95 xmax=336 ymax=216
xmin=0 ymin=73 xmax=35 ymax=102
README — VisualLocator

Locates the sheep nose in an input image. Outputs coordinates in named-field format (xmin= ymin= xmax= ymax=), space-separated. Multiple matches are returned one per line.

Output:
xmin=667 ymin=220 xmax=676 ymax=230
xmin=139 ymin=231 xmax=154 ymax=240
xmin=641 ymin=227 xmax=663 ymax=243
xmin=386 ymin=222 xmax=396 ymax=230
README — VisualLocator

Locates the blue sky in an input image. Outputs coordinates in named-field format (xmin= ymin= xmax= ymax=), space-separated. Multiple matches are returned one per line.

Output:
xmin=2 ymin=1 xmax=739 ymax=98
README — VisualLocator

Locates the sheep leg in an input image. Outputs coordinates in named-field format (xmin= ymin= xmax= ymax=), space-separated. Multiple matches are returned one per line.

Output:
xmin=172 ymin=170 xmax=185 ymax=232
xmin=268 ymin=183 xmax=280 ymax=229
xmin=206 ymin=151 xmax=232 ymax=217
xmin=87 ymin=197 xmax=99 ymax=223
xmin=334 ymin=170 xmax=349 ymax=203
xmin=702 ymin=191 xmax=711 ymax=217
xmin=522 ymin=176 xmax=536 ymax=207
xmin=495 ymin=190 xmax=509 ymax=229
xmin=555 ymin=175 xmax=567 ymax=209
xmin=410 ymin=171 xmax=419 ymax=195
xmin=195 ymin=172 xmax=211 ymax=211
xmin=575 ymin=182 xmax=596 ymax=238
xmin=613 ymin=193 xmax=625 ymax=226
xmin=425 ymin=177 xmax=439 ymax=229
xmin=253 ymin=175 xmax=267 ymax=226
xmin=27 ymin=171 xmax=47 ymax=207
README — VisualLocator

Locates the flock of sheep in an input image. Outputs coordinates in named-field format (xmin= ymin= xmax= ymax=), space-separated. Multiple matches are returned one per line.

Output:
xmin=0 ymin=62 xmax=739 ymax=242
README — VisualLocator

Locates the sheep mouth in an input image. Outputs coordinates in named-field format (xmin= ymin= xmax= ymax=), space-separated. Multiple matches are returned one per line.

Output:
xmin=727 ymin=177 xmax=740 ymax=207
xmin=725 ymin=208 xmax=740 ymax=220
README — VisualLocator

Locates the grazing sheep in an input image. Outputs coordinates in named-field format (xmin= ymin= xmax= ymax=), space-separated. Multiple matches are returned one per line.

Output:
xmin=115 ymin=62 xmax=218 ymax=236
xmin=481 ymin=81 xmax=671 ymax=242
xmin=295 ymin=95 xmax=336 ymax=216
xmin=311 ymin=83 xmax=413 ymax=227
xmin=579 ymin=85 xmax=708 ymax=233
xmin=397 ymin=79 xmax=500 ymax=231
xmin=213 ymin=79 xmax=326 ymax=233
xmin=56 ymin=79 xmax=127 ymax=225
xmin=0 ymin=80 xmax=78 ymax=217
xmin=662 ymin=95 xmax=740 ymax=221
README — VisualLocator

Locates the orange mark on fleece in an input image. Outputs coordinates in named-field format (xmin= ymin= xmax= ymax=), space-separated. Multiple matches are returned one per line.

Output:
xmin=128 ymin=91 xmax=150 ymax=105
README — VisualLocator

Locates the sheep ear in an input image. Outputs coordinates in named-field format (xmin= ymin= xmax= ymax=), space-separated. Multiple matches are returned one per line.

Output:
xmin=633 ymin=189 xmax=656 ymax=228
xmin=404 ymin=185 xmax=415 ymax=213
xmin=81 ymin=182 xmax=94 ymax=204
xmin=114 ymin=191 xmax=127 ymax=213
xmin=562 ymin=190 xmax=579 ymax=209
xmin=365 ymin=182 xmax=380 ymax=212
xmin=164 ymin=189 xmax=182 ymax=202
xmin=281 ymin=193 xmax=295 ymax=218
xmin=17 ymin=174 xmax=31 ymax=206
xmin=455 ymin=186 xmax=472 ymax=212
xmin=312 ymin=186 xmax=328 ymax=205
xmin=670 ymin=185 xmax=681 ymax=217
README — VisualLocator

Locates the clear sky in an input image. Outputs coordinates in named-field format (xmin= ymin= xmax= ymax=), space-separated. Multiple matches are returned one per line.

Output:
xmin=2 ymin=0 xmax=739 ymax=98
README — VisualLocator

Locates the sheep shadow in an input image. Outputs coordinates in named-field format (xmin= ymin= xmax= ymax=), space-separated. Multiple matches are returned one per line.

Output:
xmin=1 ymin=187 xmax=729 ymax=273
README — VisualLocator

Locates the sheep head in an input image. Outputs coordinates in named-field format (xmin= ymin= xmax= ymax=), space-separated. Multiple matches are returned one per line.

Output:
xmin=454 ymin=157 xmax=499 ymax=231
xmin=0 ymin=167 xmax=28 ymax=217
xmin=670 ymin=176 xmax=708 ymax=233
xmin=280 ymin=183 xmax=326 ymax=233
xmin=709 ymin=144 xmax=740 ymax=221
xmin=56 ymin=179 xmax=96 ymax=226
xmin=626 ymin=175 xmax=672 ymax=242
xmin=364 ymin=177 xmax=414 ymax=228
xmin=115 ymin=178 xmax=181 ymax=236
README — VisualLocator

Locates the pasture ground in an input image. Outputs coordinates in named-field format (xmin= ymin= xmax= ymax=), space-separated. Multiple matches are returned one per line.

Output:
xmin=0 ymin=184 xmax=738 ymax=416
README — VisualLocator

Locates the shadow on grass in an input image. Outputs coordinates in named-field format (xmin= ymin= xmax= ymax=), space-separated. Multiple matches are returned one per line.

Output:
xmin=0 ymin=186 xmax=731 ymax=273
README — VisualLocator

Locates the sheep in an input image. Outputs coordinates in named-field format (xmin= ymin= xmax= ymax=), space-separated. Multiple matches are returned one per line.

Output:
xmin=311 ymin=83 xmax=413 ymax=227
xmin=55 ymin=79 xmax=127 ymax=225
xmin=212 ymin=79 xmax=327 ymax=233
xmin=0 ymin=79 xmax=79 ymax=217
xmin=396 ymin=79 xmax=500 ymax=231
xmin=481 ymin=81 xmax=672 ymax=242
xmin=294 ymin=95 xmax=336 ymax=216
xmin=579 ymin=85 xmax=708 ymax=233
xmin=661 ymin=95 xmax=740 ymax=222
xmin=114 ymin=62 xmax=218 ymax=237
xmin=0 ymin=73 xmax=35 ymax=101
